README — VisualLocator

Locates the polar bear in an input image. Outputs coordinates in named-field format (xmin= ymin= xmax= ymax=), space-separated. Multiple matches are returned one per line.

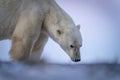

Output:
xmin=0 ymin=0 xmax=82 ymax=62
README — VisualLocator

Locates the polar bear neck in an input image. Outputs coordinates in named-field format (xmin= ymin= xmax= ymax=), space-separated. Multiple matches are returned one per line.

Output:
xmin=50 ymin=0 xmax=75 ymax=28
xmin=44 ymin=0 xmax=76 ymax=37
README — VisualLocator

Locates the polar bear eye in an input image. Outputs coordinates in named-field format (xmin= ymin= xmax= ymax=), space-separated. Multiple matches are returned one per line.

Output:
xmin=70 ymin=45 xmax=75 ymax=48
xmin=57 ymin=30 xmax=62 ymax=35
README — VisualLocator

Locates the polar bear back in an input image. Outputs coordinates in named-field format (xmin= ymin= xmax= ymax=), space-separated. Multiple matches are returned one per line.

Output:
xmin=0 ymin=0 xmax=52 ymax=40
xmin=0 ymin=0 xmax=22 ymax=40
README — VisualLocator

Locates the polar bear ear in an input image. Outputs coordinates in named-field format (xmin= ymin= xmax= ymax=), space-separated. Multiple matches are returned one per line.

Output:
xmin=76 ymin=24 xmax=81 ymax=30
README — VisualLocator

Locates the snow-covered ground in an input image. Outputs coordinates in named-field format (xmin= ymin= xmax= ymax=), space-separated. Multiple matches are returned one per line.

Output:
xmin=0 ymin=62 xmax=120 ymax=80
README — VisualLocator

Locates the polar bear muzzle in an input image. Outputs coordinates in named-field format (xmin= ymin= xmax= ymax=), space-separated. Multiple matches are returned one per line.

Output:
xmin=69 ymin=45 xmax=81 ymax=62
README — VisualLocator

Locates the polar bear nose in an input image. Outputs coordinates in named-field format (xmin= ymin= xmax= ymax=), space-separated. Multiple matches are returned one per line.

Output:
xmin=74 ymin=58 xmax=81 ymax=62
xmin=71 ymin=58 xmax=81 ymax=62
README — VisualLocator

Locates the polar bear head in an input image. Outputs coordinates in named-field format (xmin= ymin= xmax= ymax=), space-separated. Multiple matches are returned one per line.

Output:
xmin=44 ymin=5 xmax=82 ymax=62
xmin=46 ymin=24 xmax=82 ymax=62
xmin=44 ymin=22 xmax=82 ymax=62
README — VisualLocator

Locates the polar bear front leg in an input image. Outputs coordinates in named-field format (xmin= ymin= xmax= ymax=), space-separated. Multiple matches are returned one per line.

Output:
xmin=29 ymin=32 xmax=48 ymax=62
xmin=10 ymin=12 xmax=41 ymax=61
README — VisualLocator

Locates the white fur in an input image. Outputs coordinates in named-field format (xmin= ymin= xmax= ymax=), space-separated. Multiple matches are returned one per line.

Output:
xmin=0 ymin=0 xmax=82 ymax=62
